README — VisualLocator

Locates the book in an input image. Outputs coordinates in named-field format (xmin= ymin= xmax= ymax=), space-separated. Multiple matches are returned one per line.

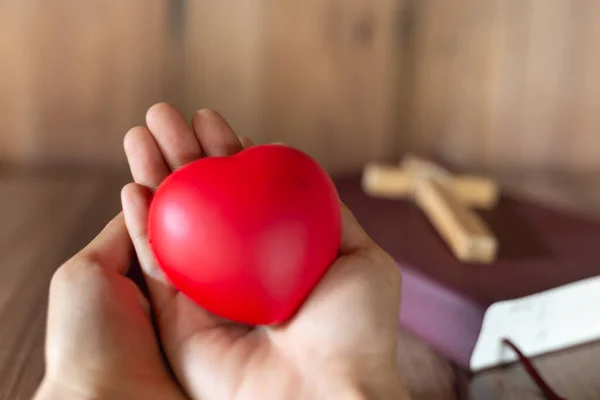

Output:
xmin=334 ymin=174 xmax=600 ymax=373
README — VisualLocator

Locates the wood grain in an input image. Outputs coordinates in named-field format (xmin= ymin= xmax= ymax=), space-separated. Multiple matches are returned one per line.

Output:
xmin=2 ymin=0 xmax=600 ymax=173
xmin=414 ymin=179 xmax=497 ymax=263
xmin=566 ymin=0 xmax=600 ymax=171
xmin=0 ymin=0 xmax=172 ymax=167
xmin=362 ymin=162 xmax=499 ymax=208
xmin=0 ymin=179 xmax=93 ymax=399
xmin=472 ymin=341 xmax=600 ymax=399
xmin=182 ymin=0 xmax=266 ymax=143
xmin=0 ymin=173 xmax=126 ymax=400
xmin=262 ymin=0 xmax=401 ymax=173
xmin=405 ymin=0 xmax=600 ymax=173
xmin=0 ymin=1 xmax=37 ymax=164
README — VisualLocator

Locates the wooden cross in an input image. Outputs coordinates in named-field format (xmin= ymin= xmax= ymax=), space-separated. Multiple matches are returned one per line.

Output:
xmin=362 ymin=154 xmax=499 ymax=264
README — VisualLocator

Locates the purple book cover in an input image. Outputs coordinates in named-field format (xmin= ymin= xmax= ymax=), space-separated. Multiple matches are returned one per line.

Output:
xmin=334 ymin=174 xmax=600 ymax=370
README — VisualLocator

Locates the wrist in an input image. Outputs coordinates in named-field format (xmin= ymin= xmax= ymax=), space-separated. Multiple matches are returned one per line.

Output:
xmin=34 ymin=378 xmax=98 ymax=400
xmin=349 ymin=375 xmax=408 ymax=400
xmin=35 ymin=374 xmax=187 ymax=400
xmin=320 ymin=369 xmax=408 ymax=400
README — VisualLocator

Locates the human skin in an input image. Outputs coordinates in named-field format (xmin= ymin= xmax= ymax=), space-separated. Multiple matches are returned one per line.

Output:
xmin=34 ymin=104 xmax=408 ymax=400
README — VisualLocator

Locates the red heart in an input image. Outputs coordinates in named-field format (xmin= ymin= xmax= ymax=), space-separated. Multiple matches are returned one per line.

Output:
xmin=148 ymin=144 xmax=342 ymax=325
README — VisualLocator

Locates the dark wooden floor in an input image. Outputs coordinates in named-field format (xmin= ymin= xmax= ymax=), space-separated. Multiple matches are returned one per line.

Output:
xmin=0 ymin=169 xmax=599 ymax=400
xmin=0 ymin=170 xmax=128 ymax=400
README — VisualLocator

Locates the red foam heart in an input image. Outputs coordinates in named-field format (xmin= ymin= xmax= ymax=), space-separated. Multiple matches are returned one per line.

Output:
xmin=148 ymin=144 xmax=341 ymax=325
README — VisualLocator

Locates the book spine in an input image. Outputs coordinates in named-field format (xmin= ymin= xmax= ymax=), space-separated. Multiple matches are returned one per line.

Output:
xmin=398 ymin=265 xmax=487 ymax=369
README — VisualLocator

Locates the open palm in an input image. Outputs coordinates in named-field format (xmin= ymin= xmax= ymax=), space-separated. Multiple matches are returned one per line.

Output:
xmin=121 ymin=104 xmax=407 ymax=400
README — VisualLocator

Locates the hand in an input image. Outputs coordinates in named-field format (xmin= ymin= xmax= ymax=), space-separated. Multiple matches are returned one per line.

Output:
xmin=121 ymin=103 xmax=408 ymax=400
xmin=34 ymin=213 xmax=188 ymax=400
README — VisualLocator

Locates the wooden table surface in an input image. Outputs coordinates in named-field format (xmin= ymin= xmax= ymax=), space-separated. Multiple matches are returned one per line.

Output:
xmin=1 ymin=168 xmax=599 ymax=400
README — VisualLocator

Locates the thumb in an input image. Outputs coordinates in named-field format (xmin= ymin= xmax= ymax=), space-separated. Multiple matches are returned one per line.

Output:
xmin=339 ymin=203 xmax=374 ymax=254
xmin=75 ymin=213 xmax=133 ymax=275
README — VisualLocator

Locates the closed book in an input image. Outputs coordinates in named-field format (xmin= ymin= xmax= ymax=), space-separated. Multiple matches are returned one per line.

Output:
xmin=334 ymin=174 xmax=600 ymax=373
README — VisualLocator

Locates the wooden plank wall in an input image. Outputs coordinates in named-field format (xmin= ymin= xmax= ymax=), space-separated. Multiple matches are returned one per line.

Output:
xmin=183 ymin=0 xmax=402 ymax=173
xmin=0 ymin=0 xmax=173 ymax=167
xmin=183 ymin=1 xmax=266 ymax=148
xmin=405 ymin=0 xmax=600 ymax=172
xmin=1 ymin=0 xmax=599 ymax=173
xmin=259 ymin=0 xmax=402 ymax=173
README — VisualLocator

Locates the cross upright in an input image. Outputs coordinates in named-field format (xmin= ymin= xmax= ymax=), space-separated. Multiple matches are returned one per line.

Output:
xmin=362 ymin=154 xmax=499 ymax=264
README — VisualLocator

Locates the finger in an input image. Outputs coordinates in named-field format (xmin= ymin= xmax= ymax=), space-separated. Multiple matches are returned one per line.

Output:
xmin=339 ymin=203 xmax=374 ymax=254
xmin=121 ymin=183 xmax=177 ymax=314
xmin=239 ymin=136 xmax=255 ymax=149
xmin=146 ymin=103 xmax=203 ymax=170
xmin=124 ymin=126 xmax=170 ymax=189
xmin=337 ymin=205 xmax=401 ymax=293
xmin=77 ymin=213 xmax=133 ymax=275
xmin=192 ymin=109 xmax=243 ymax=157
